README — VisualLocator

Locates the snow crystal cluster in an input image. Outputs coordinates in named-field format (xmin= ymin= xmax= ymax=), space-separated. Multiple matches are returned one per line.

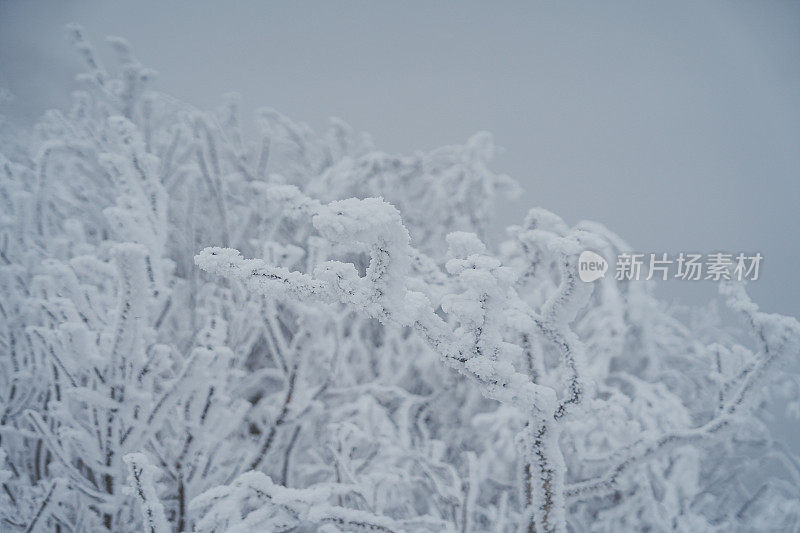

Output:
xmin=1 ymin=28 xmax=799 ymax=532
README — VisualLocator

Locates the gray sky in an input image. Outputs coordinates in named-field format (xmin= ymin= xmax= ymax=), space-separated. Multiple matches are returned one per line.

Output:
xmin=2 ymin=0 xmax=799 ymax=316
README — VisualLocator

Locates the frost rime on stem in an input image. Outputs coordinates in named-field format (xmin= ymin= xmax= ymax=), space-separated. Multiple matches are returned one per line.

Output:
xmin=124 ymin=453 xmax=169 ymax=533
xmin=197 ymin=196 xmax=585 ymax=533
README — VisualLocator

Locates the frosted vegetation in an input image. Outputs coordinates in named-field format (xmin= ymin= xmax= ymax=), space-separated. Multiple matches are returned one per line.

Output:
xmin=1 ymin=28 xmax=799 ymax=532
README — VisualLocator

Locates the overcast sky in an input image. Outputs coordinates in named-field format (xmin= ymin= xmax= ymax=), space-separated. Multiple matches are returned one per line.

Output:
xmin=2 ymin=0 xmax=799 ymax=316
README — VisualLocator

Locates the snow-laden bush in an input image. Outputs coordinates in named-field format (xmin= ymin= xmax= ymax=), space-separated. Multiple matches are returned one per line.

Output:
xmin=1 ymin=28 xmax=799 ymax=532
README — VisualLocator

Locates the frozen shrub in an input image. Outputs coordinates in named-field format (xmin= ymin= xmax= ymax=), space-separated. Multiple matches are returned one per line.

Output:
xmin=0 ymin=27 xmax=798 ymax=532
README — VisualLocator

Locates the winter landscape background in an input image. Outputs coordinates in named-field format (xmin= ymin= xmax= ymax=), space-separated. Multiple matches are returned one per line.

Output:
xmin=1 ymin=2 xmax=799 ymax=532
xmin=2 ymin=1 xmax=799 ymax=316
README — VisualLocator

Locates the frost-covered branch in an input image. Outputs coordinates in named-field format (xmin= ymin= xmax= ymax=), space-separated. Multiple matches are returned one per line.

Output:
xmin=124 ymin=453 xmax=169 ymax=533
